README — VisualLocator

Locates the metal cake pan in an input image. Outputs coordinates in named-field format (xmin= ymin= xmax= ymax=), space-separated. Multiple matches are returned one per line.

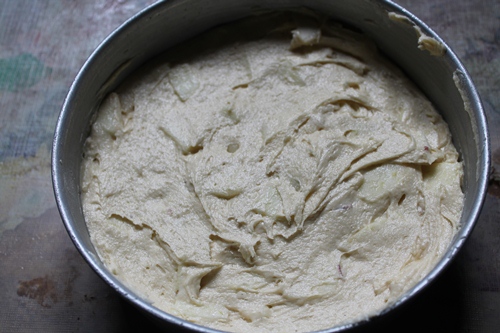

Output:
xmin=52 ymin=0 xmax=490 ymax=332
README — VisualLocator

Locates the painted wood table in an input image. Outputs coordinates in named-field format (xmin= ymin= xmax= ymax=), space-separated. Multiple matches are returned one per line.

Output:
xmin=1 ymin=0 xmax=499 ymax=332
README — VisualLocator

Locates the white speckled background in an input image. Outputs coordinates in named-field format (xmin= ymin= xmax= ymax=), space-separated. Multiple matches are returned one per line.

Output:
xmin=0 ymin=0 xmax=499 ymax=332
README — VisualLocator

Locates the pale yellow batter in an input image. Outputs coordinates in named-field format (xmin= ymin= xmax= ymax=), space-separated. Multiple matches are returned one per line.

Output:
xmin=81 ymin=12 xmax=463 ymax=333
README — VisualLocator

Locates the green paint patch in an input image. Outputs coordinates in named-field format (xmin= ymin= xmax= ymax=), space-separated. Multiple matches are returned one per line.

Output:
xmin=0 ymin=53 xmax=51 ymax=91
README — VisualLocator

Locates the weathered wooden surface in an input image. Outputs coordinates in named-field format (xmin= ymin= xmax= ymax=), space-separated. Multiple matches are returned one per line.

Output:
xmin=0 ymin=0 xmax=498 ymax=332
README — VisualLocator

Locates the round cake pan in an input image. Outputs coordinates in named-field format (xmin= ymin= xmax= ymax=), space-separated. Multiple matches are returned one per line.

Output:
xmin=52 ymin=0 xmax=490 ymax=332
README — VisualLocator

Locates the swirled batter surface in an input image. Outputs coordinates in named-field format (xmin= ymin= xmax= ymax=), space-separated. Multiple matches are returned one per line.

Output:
xmin=81 ymin=13 xmax=463 ymax=333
